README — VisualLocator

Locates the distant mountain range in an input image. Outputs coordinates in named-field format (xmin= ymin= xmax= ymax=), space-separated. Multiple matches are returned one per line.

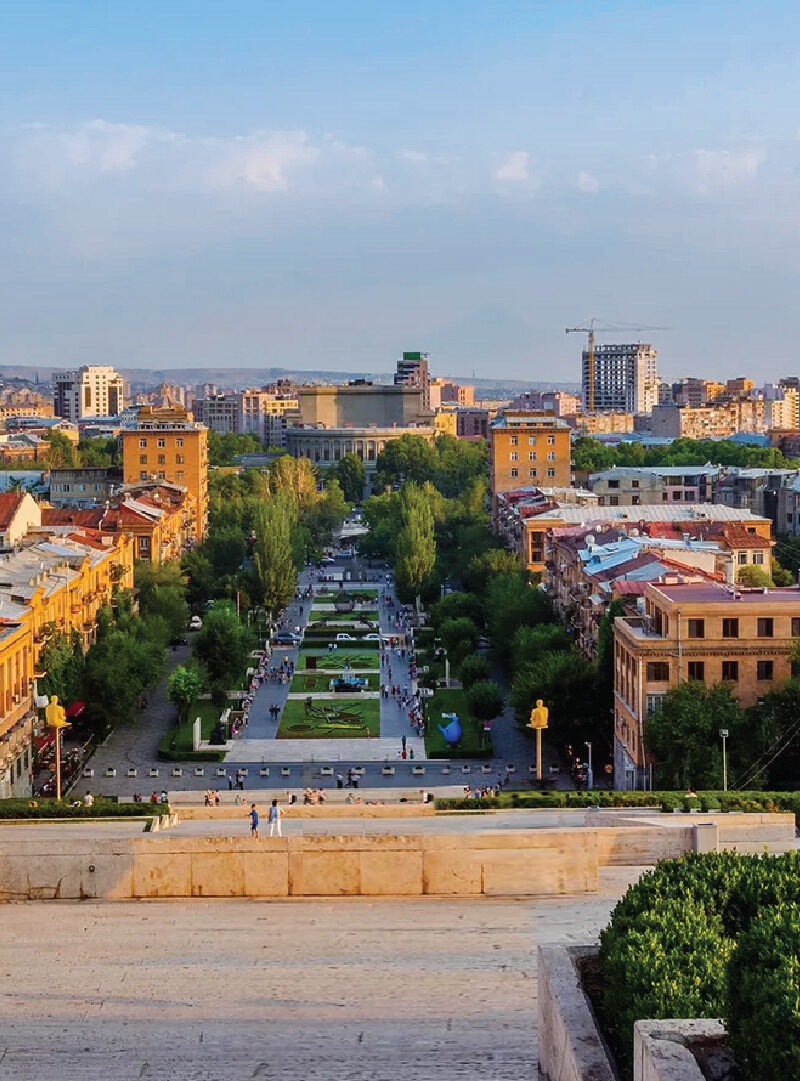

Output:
xmin=0 ymin=364 xmax=580 ymax=398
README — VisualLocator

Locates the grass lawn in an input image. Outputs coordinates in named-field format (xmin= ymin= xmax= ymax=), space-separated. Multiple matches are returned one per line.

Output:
xmin=278 ymin=697 xmax=381 ymax=738
xmin=424 ymin=687 xmax=493 ymax=759
xmin=158 ymin=700 xmax=226 ymax=759
xmin=316 ymin=589 xmax=378 ymax=601
xmin=309 ymin=609 xmax=379 ymax=623
xmin=299 ymin=649 xmax=380 ymax=670
xmin=290 ymin=672 xmax=379 ymax=693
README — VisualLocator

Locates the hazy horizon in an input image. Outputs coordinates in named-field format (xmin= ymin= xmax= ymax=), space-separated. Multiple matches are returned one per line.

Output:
xmin=2 ymin=1 xmax=798 ymax=382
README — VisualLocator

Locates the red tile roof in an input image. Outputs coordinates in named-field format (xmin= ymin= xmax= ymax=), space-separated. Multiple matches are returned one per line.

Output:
xmin=0 ymin=492 xmax=24 ymax=530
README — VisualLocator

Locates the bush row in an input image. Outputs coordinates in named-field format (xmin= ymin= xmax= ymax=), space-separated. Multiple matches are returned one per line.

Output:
xmin=598 ymin=851 xmax=800 ymax=1081
xmin=434 ymin=790 xmax=800 ymax=822
xmin=0 ymin=798 xmax=170 ymax=819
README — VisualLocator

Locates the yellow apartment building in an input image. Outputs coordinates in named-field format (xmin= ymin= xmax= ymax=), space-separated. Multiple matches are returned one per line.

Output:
xmin=613 ymin=580 xmax=800 ymax=788
xmin=122 ymin=406 xmax=208 ymax=540
xmin=489 ymin=412 xmax=572 ymax=504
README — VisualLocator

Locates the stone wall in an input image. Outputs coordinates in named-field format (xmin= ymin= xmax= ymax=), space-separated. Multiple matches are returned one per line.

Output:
xmin=0 ymin=828 xmax=599 ymax=901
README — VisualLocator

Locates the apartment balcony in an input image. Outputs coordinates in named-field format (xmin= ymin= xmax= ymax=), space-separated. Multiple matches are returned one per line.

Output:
xmin=0 ymin=693 xmax=33 ymax=731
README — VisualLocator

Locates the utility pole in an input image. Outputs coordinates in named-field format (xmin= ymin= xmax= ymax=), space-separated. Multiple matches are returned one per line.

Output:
xmin=585 ymin=741 xmax=593 ymax=790
xmin=720 ymin=728 xmax=729 ymax=791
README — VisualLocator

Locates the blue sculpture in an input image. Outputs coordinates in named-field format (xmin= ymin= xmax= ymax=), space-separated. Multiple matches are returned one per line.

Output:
xmin=439 ymin=712 xmax=462 ymax=745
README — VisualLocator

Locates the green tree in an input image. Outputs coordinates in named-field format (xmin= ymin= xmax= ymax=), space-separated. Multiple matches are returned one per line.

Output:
xmin=458 ymin=655 xmax=491 ymax=689
xmin=394 ymin=485 xmax=436 ymax=605
xmin=193 ymin=606 xmax=253 ymax=692
xmin=439 ymin=616 xmax=480 ymax=666
xmin=374 ymin=434 xmax=437 ymax=488
xmin=430 ymin=591 xmax=484 ymax=629
xmin=510 ymin=649 xmax=602 ymax=750
xmin=45 ymin=430 xmax=77 ymax=468
xmin=645 ymin=682 xmax=744 ymax=789
xmin=462 ymin=548 xmax=525 ymax=593
xmin=181 ymin=548 xmax=214 ymax=609
xmin=511 ymin=623 xmax=570 ymax=670
xmin=737 ymin=564 xmax=774 ymax=587
xmin=168 ymin=664 xmax=206 ymax=726
xmin=205 ymin=526 xmax=247 ymax=578
xmin=38 ymin=629 xmax=84 ymax=706
xmin=485 ymin=571 xmax=552 ymax=668
xmin=78 ymin=435 xmax=120 ymax=467
xmin=329 ymin=452 xmax=366 ymax=504
xmin=253 ymin=498 xmax=297 ymax=615
xmin=466 ymin=679 xmax=505 ymax=722
xmin=134 ymin=560 xmax=189 ymax=639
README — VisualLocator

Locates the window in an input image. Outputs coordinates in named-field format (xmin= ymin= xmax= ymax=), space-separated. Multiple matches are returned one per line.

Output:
xmin=547 ymin=435 xmax=555 ymax=445
xmin=528 ymin=436 xmax=535 ymax=445
xmin=757 ymin=660 xmax=774 ymax=681
xmin=176 ymin=471 xmax=185 ymax=482
xmin=158 ymin=454 xmax=166 ymax=464
xmin=738 ymin=552 xmax=747 ymax=565
xmin=176 ymin=454 xmax=184 ymax=464
xmin=687 ymin=618 xmax=705 ymax=639
xmin=672 ymin=491 xmax=682 ymax=500
xmin=661 ymin=492 xmax=669 ymax=502
xmin=157 ymin=438 xmax=165 ymax=448
xmin=176 ymin=437 xmax=183 ymax=448
xmin=687 ymin=661 xmax=705 ymax=681
xmin=510 ymin=468 xmax=518 ymax=478
xmin=139 ymin=439 xmax=147 ymax=448
xmin=646 ymin=694 xmax=665 ymax=716
xmin=529 ymin=468 xmax=537 ymax=478
xmin=139 ymin=471 xmax=148 ymax=480
xmin=722 ymin=618 xmax=739 ymax=639
xmin=510 ymin=435 xmax=518 ymax=446
xmin=753 ymin=552 xmax=764 ymax=565
xmin=547 ymin=468 xmax=555 ymax=478
xmin=631 ymin=480 xmax=639 ymax=488
xmin=547 ymin=451 xmax=555 ymax=461
xmin=757 ymin=618 xmax=774 ymax=638
xmin=510 ymin=451 xmax=518 ymax=461
xmin=157 ymin=471 xmax=165 ymax=481
xmin=722 ymin=660 xmax=739 ymax=681
xmin=646 ymin=662 xmax=669 ymax=681
xmin=609 ymin=496 xmax=619 ymax=506
xmin=607 ymin=479 xmax=619 ymax=489
xmin=792 ymin=618 xmax=800 ymax=637
xmin=528 ymin=452 xmax=536 ymax=461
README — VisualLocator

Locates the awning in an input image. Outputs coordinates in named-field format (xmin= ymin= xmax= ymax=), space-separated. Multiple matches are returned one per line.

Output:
xmin=65 ymin=701 xmax=86 ymax=719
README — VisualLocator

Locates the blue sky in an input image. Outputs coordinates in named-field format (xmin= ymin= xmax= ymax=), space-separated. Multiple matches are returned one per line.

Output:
xmin=1 ymin=1 xmax=799 ymax=381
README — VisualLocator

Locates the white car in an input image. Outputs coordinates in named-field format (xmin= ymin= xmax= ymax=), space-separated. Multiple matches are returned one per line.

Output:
xmin=189 ymin=616 xmax=202 ymax=631
xmin=364 ymin=633 xmax=382 ymax=641
xmin=335 ymin=633 xmax=355 ymax=641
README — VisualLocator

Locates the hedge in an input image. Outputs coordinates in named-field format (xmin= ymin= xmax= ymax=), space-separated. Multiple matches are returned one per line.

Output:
xmin=433 ymin=789 xmax=800 ymax=822
xmin=598 ymin=851 xmax=800 ymax=1077
xmin=0 ymin=798 xmax=170 ymax=819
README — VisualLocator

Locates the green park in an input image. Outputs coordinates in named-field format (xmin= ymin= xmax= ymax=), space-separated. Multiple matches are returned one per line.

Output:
xmin=277 ymin=697 xmax=381 ymax=739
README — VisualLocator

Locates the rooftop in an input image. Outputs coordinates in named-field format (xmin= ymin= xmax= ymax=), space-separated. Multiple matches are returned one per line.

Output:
xmin=521 ymin=502 xmax=769 ymax=525
xmin=650 ymin=582 xmax=800 ymax=606
xmin=491 ymin=412 xmax=570 ymax=431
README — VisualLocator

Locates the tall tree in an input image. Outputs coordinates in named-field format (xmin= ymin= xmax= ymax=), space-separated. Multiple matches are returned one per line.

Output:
xmin=168 ymin=664 xmax=206 ymax=726
xmin=394 ymin=484 xmax=436 ymax=606
xmin=330 ymin=452 xmax=366 ymax=504
xmin=253 ymin=498 xmax=297 ymax=615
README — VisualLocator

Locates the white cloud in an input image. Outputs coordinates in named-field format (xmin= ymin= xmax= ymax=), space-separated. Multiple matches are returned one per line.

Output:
xmin=205 ymin=131 xmax=320 ymax=192
xmin=578 ymin=170 xmax=600 ymax=193
xmin=398 ymin=149 xmax=428 ymax=163
xmin=495 ymin=151 xmax=529 ymax=182
xmin=694 ymin=148 xmax=765 ymax=191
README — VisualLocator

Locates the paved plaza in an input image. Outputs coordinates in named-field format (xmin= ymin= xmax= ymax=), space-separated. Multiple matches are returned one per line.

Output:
xmin=0 ymin=867 xmax=644 ymax=1080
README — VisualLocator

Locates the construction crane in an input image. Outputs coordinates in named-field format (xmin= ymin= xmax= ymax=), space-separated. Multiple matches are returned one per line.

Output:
xmin=565 ymin=319 xmax=666 ymax=413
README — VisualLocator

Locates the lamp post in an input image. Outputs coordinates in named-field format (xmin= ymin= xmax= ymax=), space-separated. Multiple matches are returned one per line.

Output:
xmin=443 ymin=649 xmax=449 ymax=688
xmin=720 ymin=728 xmax=729 ymax=792
xmin=529 ymin=700 xmax=549 ymax=782
xmin=585 ymin=741 xmax=593 ymax=790
xmin=44 ymin=696 xmax=69 ymax=801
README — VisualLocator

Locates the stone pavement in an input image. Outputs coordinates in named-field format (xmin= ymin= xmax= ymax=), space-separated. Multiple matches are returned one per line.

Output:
xmin=0 ymin=867 xmax=645 ymax=1080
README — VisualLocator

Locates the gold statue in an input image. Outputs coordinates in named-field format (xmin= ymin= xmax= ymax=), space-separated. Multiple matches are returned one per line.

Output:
xmin=44 ymin=695 xmax=68 ymax=730
xmin=528 ymin=698 xmax=549 ymax=781
xmin=529 ymin=699 xmax=549 ymax=730
xmin=44 ymin=695 xmax=69 ymax=800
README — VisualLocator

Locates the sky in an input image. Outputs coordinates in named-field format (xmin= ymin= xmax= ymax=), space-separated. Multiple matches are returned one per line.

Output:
xmin=1 ymin=0 xmax=799 ymax=382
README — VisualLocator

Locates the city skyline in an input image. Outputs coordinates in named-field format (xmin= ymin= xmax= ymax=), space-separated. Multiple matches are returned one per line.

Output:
xmin=1 ymin=1 xmax=799 ymax=378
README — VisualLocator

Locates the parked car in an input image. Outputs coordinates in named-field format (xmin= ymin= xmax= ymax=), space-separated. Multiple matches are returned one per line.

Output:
xmin=320 ymin=556 xmax=335 ymax=566
xmin=189 ymin=615 xmax=202 ymax=631
xmin=364 ymin=633 xmax=381 ymax=641
xmin=275 ymin=631 xmax=300 ymax=645
xmin=335 ymin=633 xmax=355 ymax=641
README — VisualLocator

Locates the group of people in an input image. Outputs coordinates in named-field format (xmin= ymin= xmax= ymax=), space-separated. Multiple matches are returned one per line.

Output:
xmin=302 ymin=788 xmax=327 ymax=804
xmin=203 ymin=790 xmax=222 ymax=806
xmin=248 ymin=799 xmax=282 ymax=837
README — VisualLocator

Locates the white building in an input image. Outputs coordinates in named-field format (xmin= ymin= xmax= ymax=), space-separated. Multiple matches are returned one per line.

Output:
xmin=582 ymin=343 xmax=659 ymax=414
xmin=53 ymin=366 xmax=125 ymax=422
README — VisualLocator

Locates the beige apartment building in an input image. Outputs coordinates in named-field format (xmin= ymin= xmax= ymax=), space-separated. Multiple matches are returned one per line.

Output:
xmin=613 ymin=580 xmax=800 ymax=787
xmin=296 ymin=383 xmax=432 ymax=428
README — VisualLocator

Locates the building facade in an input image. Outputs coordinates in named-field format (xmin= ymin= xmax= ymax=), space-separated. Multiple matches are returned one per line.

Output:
xmin=296 ymin=382 xmax=431 ymax=428
xmin=394 ymin=352 xmax=431 ymax=412
xmin=613 ymin=581 xmax=800 ymax=788
xmin=53 ymin=366 xmax=125 ymax=422
xmin=489 ymin=412 xmax=572 ymax=503
xmin=582 ymin=343 xmax=659 ymax=414
xmin=121 ymin=406 xmax=208 ymax=540
xmin=285 ymin=425 xmax=436 ymax=476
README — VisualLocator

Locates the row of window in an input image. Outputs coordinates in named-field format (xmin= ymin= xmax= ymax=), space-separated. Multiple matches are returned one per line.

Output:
xmin=511 ymin=468 xmax=556 ymax=479
xmin=139 ymin=470 xmax=185 ymax=482
xmin=140 ymin=455 xmax=184 ymax=465
xmin=685 ymin=616 xmax=791 ymax=640
xmin=646 ymin=659 xmax=775 ymax=682
xmin=509 ymin=451 xmax=556 ymax=461
xmin=508 ymin=435 xmax=557 ymax=446
xmin=139 ymin=437 xmax=184 ymax=448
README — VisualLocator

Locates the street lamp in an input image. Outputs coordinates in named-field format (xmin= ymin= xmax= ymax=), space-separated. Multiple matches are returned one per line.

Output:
xmin=585 ymin=741 xmax=593 ymax=790
xmin=720 ymin=728 xmax=729 ymax=792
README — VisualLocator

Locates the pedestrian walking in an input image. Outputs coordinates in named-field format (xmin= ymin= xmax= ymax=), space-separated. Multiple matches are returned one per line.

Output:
xmin=269 ymin=799 xmax=282 ymax=837
xmin=249 ymin=803 xmax=260 ymax=838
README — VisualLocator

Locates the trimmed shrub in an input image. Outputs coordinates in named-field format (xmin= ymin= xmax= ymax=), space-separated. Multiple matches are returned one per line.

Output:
xmin=726 ymin=904 xmax=800 ymax=1081
xmin=700 ymin=795 xmax=720 ymax=813
xmin=0 ymin=798 xmax=169 ymax=819
xmin=661 ymin=796 xmax=679 ymax=813
xmin=682 ymin=795 xmax=701 ymax=813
